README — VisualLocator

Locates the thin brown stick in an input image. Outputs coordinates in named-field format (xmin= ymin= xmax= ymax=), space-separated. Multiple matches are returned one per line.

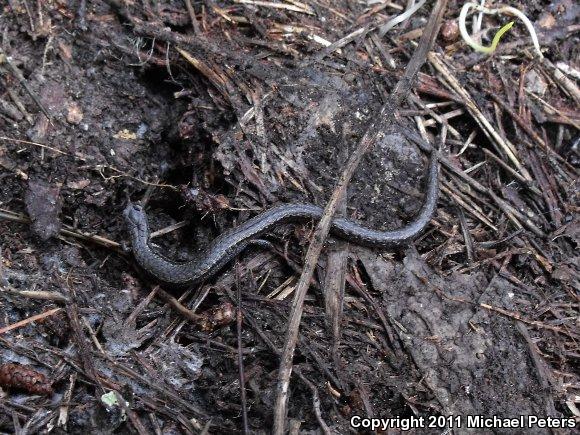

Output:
xmin=0 ymin=136 xmax=66 ymax=155
xmin=0 ymin=48 xmax=53 ymax=122
xmin=185 ymin=0 xmax=201 ymax=34
xmin=0 ymin=208 xmax=121 ymax=250
xmin=125 ymin=286 xmax=159 ymax=326
xmin=155 ymin=287 xmax=201 ymax=322
xmin=65 ymin=298 xmax=104 ymax=391
xmin=0 ymin=307 xmax=62 ymax=335
xmin=235 ymin=266 xmax=249 ymax=434
xmin=0 ymin=285 xmax=69 ymax=303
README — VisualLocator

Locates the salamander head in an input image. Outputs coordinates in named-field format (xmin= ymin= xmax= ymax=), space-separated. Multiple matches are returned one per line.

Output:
xmin=123 ymin=203 xmax=148 ymax=235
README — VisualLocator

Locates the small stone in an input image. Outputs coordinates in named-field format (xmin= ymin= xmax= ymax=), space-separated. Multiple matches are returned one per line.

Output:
xmin=66 ymin=102 xmax=83 ymax=124
xmin=67 ymin=179 xmax=91 ymax=190
xmin=525 ymin=69 xmax=548 ymax=97
xmin=113 ymin=129 xmax=137 ymax=140
xmin=24 ymin=180 xmax=62 ymax=240
xmin=538 ymin=13 xmax=556 ymax=29
xmin=58 ymin=40 xmax=73 ymax=61
xmin=441 ymin=20 xmax=459 ymax=43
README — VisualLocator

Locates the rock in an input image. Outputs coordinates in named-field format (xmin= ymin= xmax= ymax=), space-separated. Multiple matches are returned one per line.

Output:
xmin=24 ymin=179 xmax=62 ymax=240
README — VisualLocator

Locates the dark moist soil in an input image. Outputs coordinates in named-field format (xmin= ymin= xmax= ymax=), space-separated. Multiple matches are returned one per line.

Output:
xmin=1 ymin=0 xmax=578 ymax=434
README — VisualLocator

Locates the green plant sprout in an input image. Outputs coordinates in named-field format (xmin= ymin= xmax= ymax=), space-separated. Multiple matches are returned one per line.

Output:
xmin=458 ymin=2 xmax=543 ymax=57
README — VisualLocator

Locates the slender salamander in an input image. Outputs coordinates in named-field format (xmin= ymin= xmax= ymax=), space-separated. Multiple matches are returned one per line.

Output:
xmin=124 ymin=150 xmax=438 ymax=287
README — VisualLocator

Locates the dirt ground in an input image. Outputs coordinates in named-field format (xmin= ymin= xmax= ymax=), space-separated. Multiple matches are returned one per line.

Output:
xmin=0 ymin=0 xmax=578 ymax=433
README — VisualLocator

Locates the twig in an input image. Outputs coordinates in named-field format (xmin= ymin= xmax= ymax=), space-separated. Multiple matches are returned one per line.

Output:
xmin=378 ymin=0 xmax=426 ymax=37
xmin=515 ymin=322 xmax=558 ymax=417
xmin=6 ymin=87 xmax=33 ymax=124
xmin=185 ymin=0 xmax=201 ymax=34
xmin=0 ymin=48 xmax=53 ymax=122
xmin=125 ymin=286 xmax=159 ymax=326
xmin=481 ymin=148 xmax=542 ymax=196
xmin=0 ymin=285 xmax=69 ymax=303
xmin=154 ymin=287 xmax=201 ymax=322
xmin=323 ymin=181 xmax=348 ymax=358
xmin=0 ymin=307 xmax=62 ymax=335
xmin=0 ymin=136 xmax=66 ymax=155
xmin=234 ymin=0 xmax=314 ymax=15
xmin=540 ymin=58 xmax=580 ymax=106
xmin=440 ymin=181 xmax=498 ymax=231
xmin=456 ymin=204 xmax=475 ymax=264
xmin=118 ymin=390 xmax=151 ymax=435
xmin=235 ymin=266 xmax=249 ymax=434
xmin=21 ymin=0 xmax=35 ymax=34
xmin=0 ymin=97 xmax=23 ymax=121
xmin=0 ymin=208 xmax=121 ymax=251
xmin=65 ymin=299 xmax=103 ymax=391
xmin=57 ymin=373 xmax=77 ymax=428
